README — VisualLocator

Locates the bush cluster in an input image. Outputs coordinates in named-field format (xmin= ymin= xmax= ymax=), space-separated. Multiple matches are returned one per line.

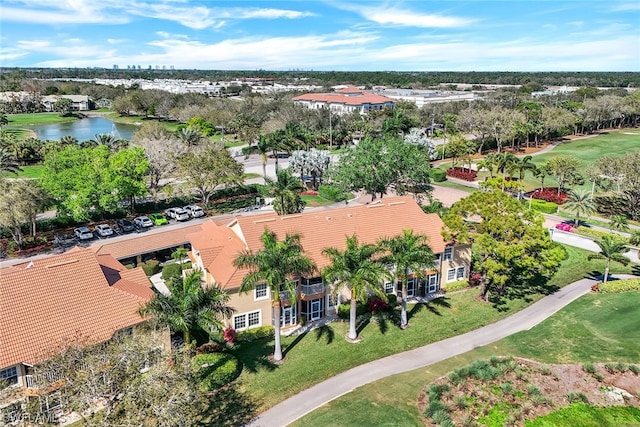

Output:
xmin=531 ymin=187 xmax=567 ymax=204
xmin=598 ymin=278 xmax=640 ymax=294
xmin=192 ymin=353 xmax=240 ymax=391
xmin=429 ymin=168 xmax=447 ymax=182
xmin=140 ymin=259 xmax=161 ymax=276
xmin=529 ymin=199 xmax=558 ymax=214
xmin=446 ymin=167 xmax=477 ymax=181
xmin=442 ymin=279 xmax=469 ymax=292
xmin=318 ymin=184 xmax=350 ymax=202
xmin=161 ymin=263 xmax=182 ymax=280
xmin=236 ymin=325 xmax=274 ymax=342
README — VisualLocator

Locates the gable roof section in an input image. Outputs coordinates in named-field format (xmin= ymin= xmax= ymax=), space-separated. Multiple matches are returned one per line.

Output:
xmin=292 ymin=88 xmax=395 ymax=107
xmin=0 ymin=248 xmax=153 ymax=368
xmin=94 ymin=225 xmax=201 ymax=259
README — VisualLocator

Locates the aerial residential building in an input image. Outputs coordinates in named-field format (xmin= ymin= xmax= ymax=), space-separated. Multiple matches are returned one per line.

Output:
xmin=187 ymin=196 xmax=471 ymax=332
xmin=292 ymin=86 xmax=395 ymax=115
xmin=0 ymin=248 xmax=160 ymax=416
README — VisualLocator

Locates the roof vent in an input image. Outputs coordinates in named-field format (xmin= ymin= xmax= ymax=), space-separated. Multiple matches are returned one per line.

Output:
xmin=26 ymin=261 xmax=34 ymax=269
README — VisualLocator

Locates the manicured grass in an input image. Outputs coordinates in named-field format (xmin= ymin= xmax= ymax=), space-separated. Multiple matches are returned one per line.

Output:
xmin=223 ymin=140 xmax=245 ymax=148
xmin=6 ymin=112 xmax=78 ymax=126
xmin=300 ymin=194 xmax=335 ymax=207
xmin=432 ymin=179 xmax=476 ymax=193
xmin=235 ymin=290 xmax=539 ymax=413
xmin=244 ymin=172 xmax=261 ymax=180
xmin=293 ymin=291 xmax=640 ymax=426
xmin=11 ymin=164 xmax=46 ymax=179
xmin=1 ymin=128 xmax=36 ymax=140
xmin=526 ymin=403 xmax=640 ymax=427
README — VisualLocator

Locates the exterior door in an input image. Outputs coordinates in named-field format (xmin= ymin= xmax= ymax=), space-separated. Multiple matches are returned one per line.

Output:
xmin=280 ymin=306 xmax=297 ymax=327
xmin=311 ymin=300 xmax=321 ymax=320
xmin=428 ymin=275 xmax=439 ymax=293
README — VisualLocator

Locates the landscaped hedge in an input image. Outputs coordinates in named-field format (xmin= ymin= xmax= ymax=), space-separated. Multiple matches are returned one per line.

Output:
xmin=318 ymin=184 xmax=350 ymax=202
xmin=575 ymin=227 xmax=628 ymax=244
xmin=337 ymin=301 xmax=368 ymax=319
xmin=161 ymin=263 xmax=182 ymax=280
xmin=429 ymin=168 xmax=447 ymax=182
xmin=531 ymin=187 xmax=567 ymax=205
xmin=236 ymin=325 xmax=274 ymax=342
xmin=529 ymin=199 xmax=558 ymax=214
xmin=446 ymin=167 xmax=477 ymax=181
xmin=140 ymin=260 xmax=161 ymax=276
xmin=442 ymin=279 xmax=469 ymax=292
xmin=192 ymin=353 xmax=240 ymax=391
xmin=598 ymin=278 xmax=640 ymax=294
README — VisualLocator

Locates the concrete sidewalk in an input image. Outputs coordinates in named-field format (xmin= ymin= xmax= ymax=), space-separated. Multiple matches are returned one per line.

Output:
xmin=249 ymin=277 xmax=604 ymax=427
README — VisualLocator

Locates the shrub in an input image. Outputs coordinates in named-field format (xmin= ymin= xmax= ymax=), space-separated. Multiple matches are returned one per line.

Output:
xmin=423 ymin=400 xmax=449 ymax=418
xmin=453 ymin=395 xmax=467 ymax=409
xmin=367 ymin=297 xmax=388 ymax=314
xmin=337 ymin=301 xmax=368 ymax=319
xmin=604 ymin=363 xmax=616 ymax=374
xmin=529 ymin=199 xmax=558 ymax=214
xmin=446 ymin=167 xmax=477 ymax=182
xmin=531 ymin=187 xmax=567 ymax=204
xmin=469 ymin=272 xmax=482 ymax=287
xmin=615 ymin=362 xmax=628 ymax=373
xmin=442 ymin=279 xmax=468 ymax=292
xmin=566 ymin=392 xmax=589 ymax=404
xmin=192 ymin=353 xmax=240 ymax=391
xmin=222 ymin=327 xmax=237 ymax=345
xmin=594 ymin=194 xmax=630 ymax=217
xmin=318 ymin=184 xmax=350 ymax=202
xmin=582 ymin=362 xmax=596 ymax=374
xmin=598 ymin=278 xmax=640 ymax=294
xmin=386 ymin=293 xmax=398 ymax=306
xmin=195 ymin=341 xmax=225 ymax=354
xmin=300 ymin=190 xmax=318 ymax=196
xmin=629 ymin=365 xmax=640 ymax=375
xmin=429 ymin=168 xmax=447 ymax=182
xmin=236 ymin=325 xmax=274 ymax=342
xmin=140 ymin=260 xmax=161 ymax=276
xmin=161 ymin=263 xmax=182 ymax=280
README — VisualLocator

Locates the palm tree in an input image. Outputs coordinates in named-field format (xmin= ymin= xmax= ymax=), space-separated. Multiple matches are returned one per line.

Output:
xmin=265 ymin=167 xmax=306 ymax=215
xmin=610 ymin=215 xmax=630 ymax=232
xmin=176 ymin=128 xmax=205 ymax=146
xmin=564 ymin=189 xmax=595 ymax=226
xmin=587 ymin=235 xmax=630 ymax=283
xmin=233 ymin=230 xmax=316 ymax=361
xmin=379 ymin=230 xmax=435 ymax=329
xmin=139 ymin=269 xmax=233 ymax=347
xmin=510 ymin=155 xmax=538 ymax=181
xmin=91 ymin=133 xmax=128 ymax=151
xmin=477 ymin=153 xmax=498 ymax=178
xmin=629 ymin=230 xmax=640 ymax=247
xmin=495 ymin=152 xmax=517 ymax=179
xmin=172 ymin=247 xmax=189 ymax=270
xmin=0 ymin=113 xmax=8 ymax=130
xmin=256 ymin=135 xmax=273 ymax=180
xmin=322 ymin=235 xmax=391 ymax=341
xmin=60 ymin=135 xmax=78 ymax=146
xmin=0 ymin=148 xmax=22 ymax=174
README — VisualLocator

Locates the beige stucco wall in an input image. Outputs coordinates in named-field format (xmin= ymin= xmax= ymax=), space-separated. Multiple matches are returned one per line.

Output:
xmin=439 ymin=244 xmax=472 ymax=287
xmin=225 ymin=287 xmax=274 ymax=329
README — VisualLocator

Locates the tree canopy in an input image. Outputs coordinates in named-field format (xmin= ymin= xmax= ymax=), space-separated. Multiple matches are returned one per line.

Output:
xmin=443 ymin=190 xmax=565 ymax=303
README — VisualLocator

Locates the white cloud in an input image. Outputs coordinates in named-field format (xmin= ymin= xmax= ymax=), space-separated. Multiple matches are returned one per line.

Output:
xmin=610 ymin=2 xmax=640 ymax=12
xmin=237 ymin=8 xmax=315 ymax=19
xmin=0 ymin=0 xmax=128 ymax=24
xmin=339 ymin=3 xmax=473 ymax=28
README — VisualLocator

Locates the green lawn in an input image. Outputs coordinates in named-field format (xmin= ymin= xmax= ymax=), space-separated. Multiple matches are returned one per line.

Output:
xmin=300 ymin=194 xmax=336 ymax=207
xmin=526 ymin=403 xmax=640 ymax=427
xmin=10 ymin=164 xmax=46 ymax=179
xmin=244 ymin=172 xmax=261 ymax=180
xmin=292 ymin=291 xmax=640 ymax=427
xmin=6 ymin=112 xmax=78 ymax=126
xmin=1 ymin=128 xmax=36 ymax=140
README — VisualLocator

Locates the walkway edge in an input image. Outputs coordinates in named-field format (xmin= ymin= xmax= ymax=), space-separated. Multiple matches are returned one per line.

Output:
xmin=249 ymin=278 xmax=597 ymax=426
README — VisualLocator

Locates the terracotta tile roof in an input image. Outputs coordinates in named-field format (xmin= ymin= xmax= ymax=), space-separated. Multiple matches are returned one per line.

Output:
xmin=0 ymin=248 xmax=153 ymax=368
xmin=292 ymin=88 xmax=395 ymax=107
xmin=94 ymin=225 xmax=201 ymax=259
xmin=187 ymin=221 xmax=248 ymax=290
xmin=190 ymin=197 xmax=448 ymax=289
xmin=96 ymin=254 xmax=154 ymax=300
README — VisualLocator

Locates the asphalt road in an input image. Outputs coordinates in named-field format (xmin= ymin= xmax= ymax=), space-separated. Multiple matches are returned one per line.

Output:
xmin=250 ymin=277 xmax=599 ymax=427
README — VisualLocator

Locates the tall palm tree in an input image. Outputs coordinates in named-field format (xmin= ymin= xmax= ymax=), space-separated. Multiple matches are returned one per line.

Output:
xmin=233 ymin=230 xmax=316 ymax=361
xmin=495 ymin=152 xmax=517 ymax=179
xmin=564 ymin=189 xmax=595 ymax=226
xmin=172 ymin=247 xmax=189 ymax=270
xmin=139 ymin=269 xmax=233 ymax=347
xmin=91 ymin=133 xmax=128 ymax=151
xmin=477 ymin=153 xmax=498 ymax=178
xmin=322 ymin=235 xmax=391 ymax=341
xmin=510 ymin=155 xmax=538 ymax=181
xmin=265 ymin=167 xmax=306 ymax=215
xmin=176 ymin=128 xmax=205 ymax=146
xmin=256 ymin=135 xmax=273 ymax=180
xmin=609 ymin=215 xmax=630 ymax=232
xmin=587 ymin=235 xmax=630 ymax=283
xmin=379 ymin=230 xmax=435 ymax=329
xmin=0 ymin=148 xmax=22 ymax=174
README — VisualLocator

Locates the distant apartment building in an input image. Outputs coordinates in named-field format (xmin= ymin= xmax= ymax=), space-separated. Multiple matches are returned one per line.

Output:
xmin=292 ymin=86 xmax=395 ymax=115
xmin=42 ymin=95 xmax=92 ymax=111
xmin=377 ymin=88 xmax=476 ymax=108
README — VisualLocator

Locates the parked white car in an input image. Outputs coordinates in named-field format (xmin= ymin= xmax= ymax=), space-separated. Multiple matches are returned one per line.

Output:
xmin=74 ymin=227 xmax=94 ymax=240
xmin=183 ymin=205 xmax=205 ymax=218
xmin=94 ymin=224 xmax=114 ymax=238
xmin=171 ymin=208 xmax=191 ymax=221
xmin=134 ymin=216 xmax=153 ymax=228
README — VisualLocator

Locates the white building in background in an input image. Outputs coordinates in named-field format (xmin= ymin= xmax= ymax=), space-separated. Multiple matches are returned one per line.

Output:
xmin=377 ymin=88 xmax=476 ymax=107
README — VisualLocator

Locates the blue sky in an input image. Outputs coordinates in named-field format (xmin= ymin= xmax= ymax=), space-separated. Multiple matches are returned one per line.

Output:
xmin=1 ymin=1 xmax=639 ymax=71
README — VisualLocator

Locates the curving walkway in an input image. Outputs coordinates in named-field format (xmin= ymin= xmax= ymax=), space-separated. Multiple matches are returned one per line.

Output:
xmin=250 ymin=277 xmax=603 ymax=426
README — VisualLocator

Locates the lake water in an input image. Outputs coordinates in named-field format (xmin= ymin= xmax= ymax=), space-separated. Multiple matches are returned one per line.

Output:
xmin=24 ymin=117 xmax=137 ymax=142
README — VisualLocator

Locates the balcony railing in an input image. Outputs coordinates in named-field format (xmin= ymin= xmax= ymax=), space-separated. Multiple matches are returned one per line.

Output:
xmin=301 ymin=283 xmax=325 ymax=295
xmin=25 ymin=372 xmax=60 ymax=388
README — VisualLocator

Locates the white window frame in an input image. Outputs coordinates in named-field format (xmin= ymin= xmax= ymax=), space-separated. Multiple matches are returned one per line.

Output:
xmin=233 ymin=310 xmax=261 ymax=331
xmin=0 ymin=366 xmax=18 ymax=387
xmin=447 ymin=268 xmax=456 ymax=282
xmin=443 ymin=247 xmax=453 ymax=262
xmin=384 ymin=282 xmax=395 ymax=294
xmin=456 ymin=266 xmax=466 ymax=280
xmin=248 ymin=311 xmax=261 ymax=327
xmin=427 ymin=274 xmax=440 ymax=293
xmin=254 ymin=283 xmax=268 ymax=300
